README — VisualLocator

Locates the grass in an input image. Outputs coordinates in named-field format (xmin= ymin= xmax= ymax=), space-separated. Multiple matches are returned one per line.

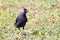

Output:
xmin=0 ymin=0 xmax=60 ymax=40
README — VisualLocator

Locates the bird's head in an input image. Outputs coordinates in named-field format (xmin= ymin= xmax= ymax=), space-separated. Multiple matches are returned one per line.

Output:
xmin=21 ymin=8 xmax=28 ymax=15
xmin=23 ymin=8 xmax=28 ymax=13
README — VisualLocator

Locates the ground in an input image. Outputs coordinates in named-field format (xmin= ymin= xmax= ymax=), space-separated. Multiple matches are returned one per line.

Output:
xmin=0 ymin=0 xmax=60 ymax=40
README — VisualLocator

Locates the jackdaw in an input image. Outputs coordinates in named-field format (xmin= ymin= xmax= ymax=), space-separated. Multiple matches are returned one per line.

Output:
xmin=14 ymin=8 xmax=28 ymax=30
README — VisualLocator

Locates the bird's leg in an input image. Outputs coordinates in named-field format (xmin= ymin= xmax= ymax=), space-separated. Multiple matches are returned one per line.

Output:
xmin=23 ymin=27 xmax=24 ymax=30
xmin=18 ymin=27 xmax=20 ymax=30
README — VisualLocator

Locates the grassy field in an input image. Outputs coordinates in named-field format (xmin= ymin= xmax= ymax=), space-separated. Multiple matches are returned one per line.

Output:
xmin=0 ymin=0 xmax=60 ymax=40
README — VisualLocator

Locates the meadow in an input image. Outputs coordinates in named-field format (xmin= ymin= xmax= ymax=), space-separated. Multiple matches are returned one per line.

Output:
xmin=0 ymin=0 xmax=60 ymax=40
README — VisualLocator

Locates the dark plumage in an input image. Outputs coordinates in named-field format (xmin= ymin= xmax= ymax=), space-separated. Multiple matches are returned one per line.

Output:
xmin=14 ymin=8 xmax=28 ymax=30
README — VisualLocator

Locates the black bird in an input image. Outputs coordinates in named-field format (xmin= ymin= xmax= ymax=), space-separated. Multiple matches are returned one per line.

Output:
xmin=14 ymin=8 xmax=28 ymax=30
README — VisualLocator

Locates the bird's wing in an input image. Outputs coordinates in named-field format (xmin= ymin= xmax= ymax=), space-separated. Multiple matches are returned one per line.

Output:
xmin=16 ymin=17 xmax=26 ymax=24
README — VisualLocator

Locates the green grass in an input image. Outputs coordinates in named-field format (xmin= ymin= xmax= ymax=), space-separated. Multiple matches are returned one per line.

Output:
xmin=0 ymin=0 xmax=60 ymax=40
